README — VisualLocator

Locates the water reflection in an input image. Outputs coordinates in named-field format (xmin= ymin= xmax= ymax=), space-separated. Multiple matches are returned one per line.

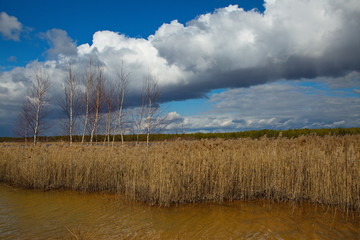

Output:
xmin=0 ymin=184 xmax=359 ymax=239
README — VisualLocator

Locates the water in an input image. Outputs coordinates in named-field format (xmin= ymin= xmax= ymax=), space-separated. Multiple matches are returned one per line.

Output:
xmin=0 ymin=184 xmax=359 ymax=239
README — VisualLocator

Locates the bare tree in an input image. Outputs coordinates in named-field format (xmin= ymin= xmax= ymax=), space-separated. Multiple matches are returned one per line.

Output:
xmin=181 ymin=119 xmax=187 ymax=134
xmin=89 ymin=66 xmax=105 ymax=145
xmin=18 ymin=68 xmax=50 ymax=145
xmin=112 ymin=61 xmax=130 ymax=146
xmin=130 ymin=104 xmax=146 ymax=144
xmin=81 ymin=59 xmax=95 ymax=144
xmin=104 ymin=80 xmax=115 ymax=145
xmin=141 ymin=74 xmax=172 ymax=146
xmin=59 ymin=62 xmax=80 ymax=146
xmin=14 ymin=104 xmax=30 ymax=143
xmin=143 ymin=74 xmax=162 ymax=146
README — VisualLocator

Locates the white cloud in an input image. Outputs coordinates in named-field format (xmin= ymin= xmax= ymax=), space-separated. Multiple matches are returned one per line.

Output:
xmin=162 ymin=72 xmax=359 ymax=132
xmin=314 ymin=71 xmax=360 ymax=89
xmin=75 ymin=30 xmax=187 ymax=96
xmin=151 ymin=0 xmax=358 ymax=76
xmin=47 ymin=0 xmax=360 ymax=101
xmin=0 ymin=0 xmax=360 ymax=135
xmin=166 ymin=111 xmax=182 ymax=120
xmin=0 ymin=12 xmax=23 ymax=41
xmin=182 ymin=78 xmax=360 ymax=131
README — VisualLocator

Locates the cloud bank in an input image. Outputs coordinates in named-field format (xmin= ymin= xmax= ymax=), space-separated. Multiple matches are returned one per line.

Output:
xmin=72 ymin=0 xmax=360 ymax=102
xmin=162 ymin=74 xmax=360 ymax=133
xmin=0 ymin=0 xmax=359 ymax=135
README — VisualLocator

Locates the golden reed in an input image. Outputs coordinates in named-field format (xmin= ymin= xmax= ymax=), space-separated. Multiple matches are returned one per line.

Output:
xmin=0 ymin=136 xmax=359 ymax=215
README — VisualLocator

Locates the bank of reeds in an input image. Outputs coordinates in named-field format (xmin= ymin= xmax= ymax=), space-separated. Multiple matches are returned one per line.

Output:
xmin=0 ymin=136 xmax=359 ymax=215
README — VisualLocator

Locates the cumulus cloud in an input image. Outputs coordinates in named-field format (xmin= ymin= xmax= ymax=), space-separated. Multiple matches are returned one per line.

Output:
xmin=61 ymin=0 xmax=360 ymax=104
xmin=41 ymin=29 xmax=78 ymax=59
xmin=0 ymin=12 xmax=23 ymax=41
xmin=77 ymin=30 xmax=185 ymax=92
xmin=150 ymin=0 xmax=360 ymax=100
xmin=7 ymin=0 xmax=358 ymax=102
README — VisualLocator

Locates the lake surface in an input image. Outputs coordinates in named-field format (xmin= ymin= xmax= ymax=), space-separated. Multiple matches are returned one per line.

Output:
xmin=0 ymin=184 xmax=359 ymax=239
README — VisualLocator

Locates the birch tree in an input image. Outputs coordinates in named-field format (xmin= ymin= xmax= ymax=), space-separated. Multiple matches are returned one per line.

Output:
xmin=59 ymin=62 xmax=80 ymax=146
xmin=20 ymin=68 xmax=50 ymax=145
xmin=89 ymin=66 xmax=105 ymax=144
xmin=14 ymin=103 xmax=30 ymax=143
xmin=143 ymin=74 xmax=160 ymax=146
xmin=112 ymin=62 xmax=130 ymax=145
xmin=130 ymin=101 xmax=146 ymax=144
xmin=104 ymin=81 xmax=115 ymax=144
xmin=141 ymin=74 xmax=171 ymax=146
xmin=81 ymin=59 xmax=95 ymax=143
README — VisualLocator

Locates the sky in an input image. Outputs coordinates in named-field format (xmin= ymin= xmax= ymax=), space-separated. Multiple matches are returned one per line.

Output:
xmin=0 ymin=0 xmax=359 ymax=137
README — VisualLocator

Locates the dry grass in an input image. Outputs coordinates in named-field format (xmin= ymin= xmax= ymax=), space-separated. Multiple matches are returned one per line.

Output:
xmin=0 ymin=136 xmax=359 ymax=215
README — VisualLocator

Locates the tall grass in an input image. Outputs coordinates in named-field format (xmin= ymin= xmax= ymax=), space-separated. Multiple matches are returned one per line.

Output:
xmin=0 ymin=136 xmax=359 ymax=215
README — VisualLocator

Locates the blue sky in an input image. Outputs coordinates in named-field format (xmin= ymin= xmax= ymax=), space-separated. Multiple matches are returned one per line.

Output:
xmin=0 ymin=0 xmax=264 ymax=67
xmin=0 ymin=0 xmax=359 ymax=137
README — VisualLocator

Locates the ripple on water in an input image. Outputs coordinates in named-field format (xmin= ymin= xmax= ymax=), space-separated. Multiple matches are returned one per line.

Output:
xmin=0 ymin=184 xmax=359 ymax=239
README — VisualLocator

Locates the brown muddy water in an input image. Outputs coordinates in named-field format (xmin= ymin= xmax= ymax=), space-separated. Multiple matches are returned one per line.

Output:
xmin=0 ymin=184 xmax=359 ymax=240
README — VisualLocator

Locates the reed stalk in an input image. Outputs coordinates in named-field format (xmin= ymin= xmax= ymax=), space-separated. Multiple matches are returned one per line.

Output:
xmin=0 ymin=136 xmax=359 ymax=215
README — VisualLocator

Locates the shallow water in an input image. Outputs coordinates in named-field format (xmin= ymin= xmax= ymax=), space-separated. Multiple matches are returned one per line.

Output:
xmin=0 ymin=184 xmax=359 ymax=239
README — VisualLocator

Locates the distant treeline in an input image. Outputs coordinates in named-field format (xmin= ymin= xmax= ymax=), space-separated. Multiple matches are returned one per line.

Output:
xmin=1 ymin=127 xmax=360 ymax=143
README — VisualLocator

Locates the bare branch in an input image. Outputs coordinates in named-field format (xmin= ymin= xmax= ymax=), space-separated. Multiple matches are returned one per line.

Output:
xmin=112 ymin=61 xmax=130 ymax=146
xmin=58 ymin=61 xmax=81 ymax=145
xmin=16 ymin=67 xmax=51 ymax=145
xmin=81 ymin=59 xmax=96 ymax=143
xmin=89 ymin=65 xmax=105 ymax=145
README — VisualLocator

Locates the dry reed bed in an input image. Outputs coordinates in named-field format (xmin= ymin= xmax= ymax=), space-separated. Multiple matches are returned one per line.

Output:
xmin=0 ymin=136 xmax=359 ymax=214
